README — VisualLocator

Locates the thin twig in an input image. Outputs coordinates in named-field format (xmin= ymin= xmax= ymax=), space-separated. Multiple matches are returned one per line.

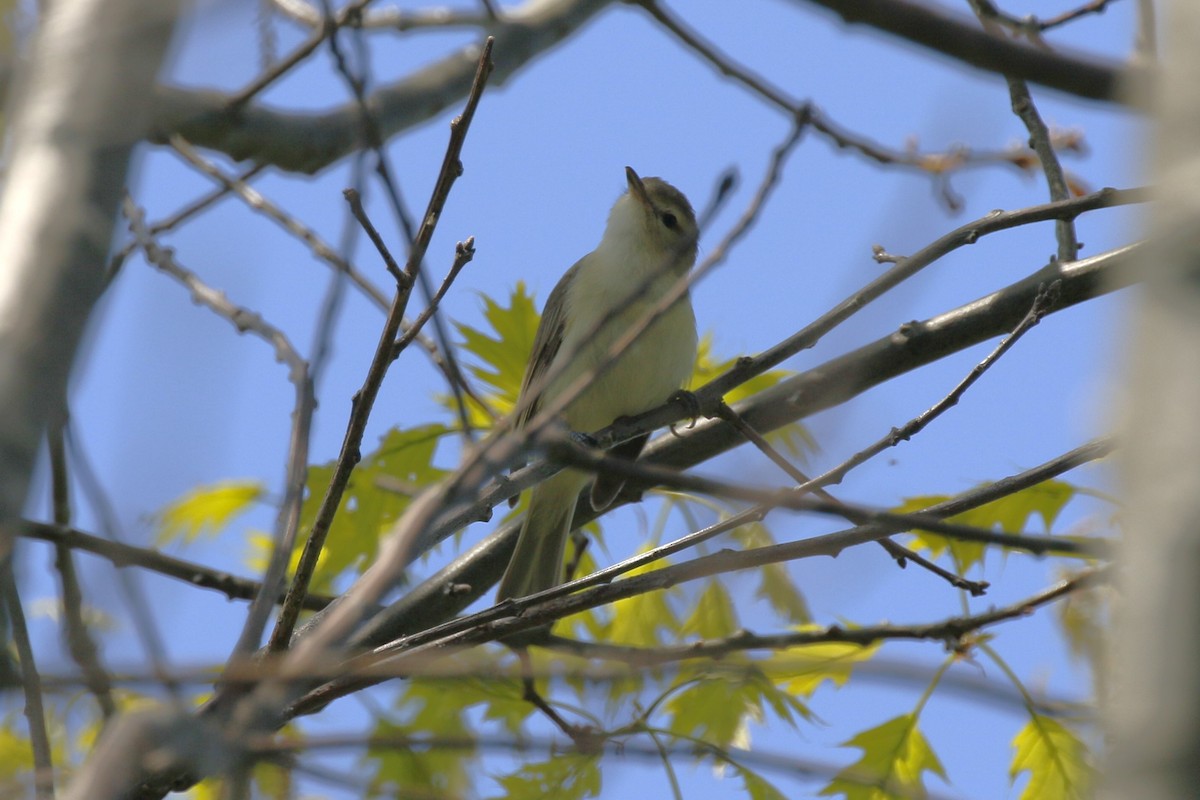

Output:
xmin=392 ymin=237 xmax=477 ymax=355
xmin=123 ymin=198 xmax=318 ymax=659
xmin=228 ymin=0 xmax=375 ymax=109
xmin=46 ymin=424 xmax=116 ymax=719
xmin=637 ymin=0 xmax=1076 ymax=211
xmin=169 ymin=136 xmax=390 ymax=310
xmin=343 ymin=188 xmax=405 ymax=283
xmin=417 ymin=439 xmax=1112 ymax=650
xmin=547 ymin=568 xmax=1107 ymax=666
xmin=267 ymin=37 xmax=496 ymax=653
xmin=688 ymin=187 xmax=1144 ymax=407
xmin=108 ymin=164 xmax=268 ymax=278
xmin=798 ymin=281 xmax=1061 ymax=494
xmin=1007 ymin=79 xmax=1079 ymax=261
xmin=1041 ymin=0 xmax=1123 ymax=32
xmin=292 ymin=440 xmax=1113 ymax=714
xmin=324 ymin=15 xmax=480 ymax=436
xmin=714 ymin=402 xmax=988 ymax=594
xmin=20 ymin=520 xmax=335 ymax=609
xmin=124 ymin=197 xmax=309 ymax=407
xmin=544 ymin=433 xmax=1106 ymax=558
xmin=970 ymin=0 xmax=1080 ymax=260
xmin=1 ymin=563 xmax=55 ymax=799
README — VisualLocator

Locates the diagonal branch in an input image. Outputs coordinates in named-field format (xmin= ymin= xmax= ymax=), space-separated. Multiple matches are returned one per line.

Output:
xmin=341 ymin=242 xmax=1135 ymax=650
xmin=123 ymin=199 xmax=318 ymax=659
xmin=20 ymin=520 xmax=334 ymax=610
xmin=788 ymin=0 xmax=1143 ymax=105
xmin=267 ymin=36 xmax=495 ymax=652
xmin=149 ymin=0 xmax=613 ymax=174
xmin=548 ymin=567 xmax=1108 ymax=666
xmin=288 ymin=439 xmax=1113 ymax=715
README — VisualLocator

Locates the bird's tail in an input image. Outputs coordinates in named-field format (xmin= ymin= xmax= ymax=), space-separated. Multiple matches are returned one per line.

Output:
xmin=497 ymin=470 xmax=587 ymax=602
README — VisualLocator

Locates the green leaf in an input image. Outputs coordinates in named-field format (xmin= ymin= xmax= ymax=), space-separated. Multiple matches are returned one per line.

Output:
xmin=667 ymin=669 xmax=760 ymax=748
xmin=733 ymin=762 xmax=789 ymax=800
xmin=733 ymin=523 xmax=811 ymax=623
xmin=682 ymin=581 xmax=739 ymax=639
xmin=366 ymin=719 xmax=476 ymax=800
xmin=764 ymin=640 xmax=879 ymax=697
xmin=0 ymin=720 xmax=33 ymax=784
xmin=666 ymin=665 xmax=811 ymax=747
xmin=155 ymin=479 xmax=264 ymax=545
xmin=448 ymin=283 xmax=541 ymax=425
xmin=251 ymin=760 xmax=292 ymax=800
xmin=397 ymin=655 xmax=533 ymax=737
xmin=897 ymin=478 xmax=1078 ymax=572
xmin=602 ymin=556 xmax=680 ymax=648
xmin=1010 ymin=715 xmax=1093 ymax=800
xmin=689 ymin=335 xmax=815 ymax=457
xmin=820 ymin=714 xmax=947 ymax=799
xmin=1055 ymin=573 xmax=1110 ymax=680
xmin=294 ymin=424 xmax=451 ymax=591
xmin=491 ymin=753 xmax=601 ymax=800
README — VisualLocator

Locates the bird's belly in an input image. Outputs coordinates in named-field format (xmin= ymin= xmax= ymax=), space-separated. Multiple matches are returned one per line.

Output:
xmin=562 ymin=299 xmax=697 ymax=433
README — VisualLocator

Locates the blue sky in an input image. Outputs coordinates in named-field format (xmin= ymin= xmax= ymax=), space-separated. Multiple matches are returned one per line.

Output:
xmin=16 ymin=0 xmax=1143 ymax=797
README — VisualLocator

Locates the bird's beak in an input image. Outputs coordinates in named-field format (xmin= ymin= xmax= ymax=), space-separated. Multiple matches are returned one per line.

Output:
xmin=625 ymin=166 xmax=653 ymax=212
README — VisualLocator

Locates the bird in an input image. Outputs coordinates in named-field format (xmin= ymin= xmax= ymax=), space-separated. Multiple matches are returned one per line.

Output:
xmin=496 ymin=167 xmax=699 ymax=604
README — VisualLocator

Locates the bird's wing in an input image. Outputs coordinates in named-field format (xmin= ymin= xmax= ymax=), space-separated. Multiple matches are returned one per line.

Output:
xmin=515 ymin=256 xmax=583 ymax=430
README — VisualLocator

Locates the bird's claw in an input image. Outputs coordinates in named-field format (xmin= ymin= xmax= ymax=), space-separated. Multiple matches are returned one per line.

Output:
xmin=669 ymin=389 xmax=702 ymax=436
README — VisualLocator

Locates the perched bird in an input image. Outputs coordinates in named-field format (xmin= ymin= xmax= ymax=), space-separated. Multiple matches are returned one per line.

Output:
xmin=496 ymin=167 xmax=699 ymax=603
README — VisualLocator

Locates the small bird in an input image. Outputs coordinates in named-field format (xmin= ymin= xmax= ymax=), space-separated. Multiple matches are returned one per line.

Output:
xmin=496 ymin=167 xmax=699 ymax=603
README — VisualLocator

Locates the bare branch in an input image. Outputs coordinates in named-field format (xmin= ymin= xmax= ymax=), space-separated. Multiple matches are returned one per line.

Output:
xmin=149 ymin=0 xmax=613 ymax=174
xmin=543 ymin=432 xmax=1106 ymax=558
xmin=637 ymin=0 xmax=1075 ymax=210
xmin=547 ymin=568 xmax=1108 ymax=666
xmin=968 ymin=0 xmax=1081 ymax=259
xmin=46 ymin=424 xmax=116 ymax=719
xmin=168 ymin=137 xmax=390 ymax=310
xmin=268 ymin=36 xmax=495 ymax=652
xmin=1 ymin=565 xmax=54 ymax=799
xmin=270 ymin=0 xmax=494 ymax=30
xmin=392 ymin=237 xmax=477 ymax=357
xmin=789 ymin=0 xmax=1142 ymax=105
xmin=124 ymin=199 xmax=308 ymax=385
xmin=298 ymin=436 xmax=1113 ymax=716
xmin=346 ymin=242 xmax=1134 ymax=647
xmin=123 ymin=198 xmax=318 ymax=659
xmin=797 ymin=281 xmax=1061 ymax=493
xmin=669 ymin=187 xmax=1144 ymax=411
xmin=20 ymin=520 xmax=334 ymax=610
xmin=715 ymin=402 xmax=989 ymax=595
xmin=0 ymin=0 xmax=179 ymax=557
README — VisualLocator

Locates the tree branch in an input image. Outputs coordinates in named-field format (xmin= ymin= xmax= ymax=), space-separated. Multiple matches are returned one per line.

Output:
xmin=267 ymin=36 xmax=494 ymax=652
xmin=19 ymin=520 xmax=334 ymax=610
xmin=0 ymin=0 xmax=179 ymax=555
xmin=343 ymin=241 xmax=1134 ymax=650
xmin=789 ymin=0 xmax=1145 ymax=105
xmin=149 ymin=0 xmax=613 ymax=174
xmin=547 ymin=567 xmax=1107 ymax=666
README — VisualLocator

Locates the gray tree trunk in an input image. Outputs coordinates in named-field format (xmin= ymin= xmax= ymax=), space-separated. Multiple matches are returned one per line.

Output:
xmin=0 ymin=0 xmax=180 ymax=545
xmin=1104 ymin=0 xmax=1200 ymax=796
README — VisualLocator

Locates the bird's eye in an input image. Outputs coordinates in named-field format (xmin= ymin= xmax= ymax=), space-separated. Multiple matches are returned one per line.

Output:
xmin=661 ymin=212 xmax=678 ymax=229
